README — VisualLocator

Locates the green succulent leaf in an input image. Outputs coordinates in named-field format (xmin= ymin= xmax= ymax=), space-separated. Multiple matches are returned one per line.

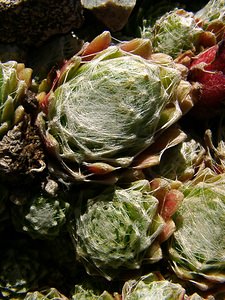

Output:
xmin=152 ymin=138 xmax=205 ymax=181
xmin=0 ymin=61 xmax=32 ymax=136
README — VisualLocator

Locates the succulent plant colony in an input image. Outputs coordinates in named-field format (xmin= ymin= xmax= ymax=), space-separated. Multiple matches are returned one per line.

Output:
xmin=0 ymin=0 xmax=225 ymax=299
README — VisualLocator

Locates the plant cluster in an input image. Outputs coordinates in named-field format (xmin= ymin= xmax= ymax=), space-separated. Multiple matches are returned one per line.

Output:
xmin=0 ymin=0 xmax=225 ymax=299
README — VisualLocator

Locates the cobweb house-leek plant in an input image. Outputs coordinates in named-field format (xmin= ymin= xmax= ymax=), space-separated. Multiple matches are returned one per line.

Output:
xmin=168 ymin=172 xmax=225 ymax=291
xmin=37 ymin=32 xmax=195 ymax=183
xmin=142 ymin=8 xmax=203 ymax=59
xmin=11 ymin=193 xmax=70 ymax=240
xmin=121 ymin=272 xmax=186 ymax=300
xmin=70 ymin=179 xmax=183 ymax=280
xmin=141 ymin=0 xmax=225 ymax=60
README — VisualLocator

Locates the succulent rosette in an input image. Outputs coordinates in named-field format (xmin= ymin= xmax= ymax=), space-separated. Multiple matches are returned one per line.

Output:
xmin=143 ymin=9 xmax=203 ymax=59
xmin=72 ymin=284 xmax=115 ymax=300
xmin=0 ymin=238 xmax=45 ymax=299
xmin=11 ymin=193 xmax=70 ymax=239
xmin=151 ymin=137 xmax=206 ymax=182
xmin=195 ymin=0 xmax=225 ymax=21
xmin=141 ymin=0 xmax=225 ymax=63
xmin=0 ymin=60 xmax=32 ymax=137
xmin=24 ymin=288 xmax=69 ymax=300
xmin=168 ymin=173 xmax=225 ymax=291
xmin=1 ymin=2 xmax=225 ymax=299
xmin=121 ymin=272 xmax=186 ymax=300
xmin=37 ymin=31 xmax=195 ymax=183
xmin=71 ymin=179 xmax=183 ymax=280
xmin=195 ymin=0 xmax=225 ymax=42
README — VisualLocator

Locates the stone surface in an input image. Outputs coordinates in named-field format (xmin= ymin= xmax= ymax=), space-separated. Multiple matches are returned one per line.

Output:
xmin=81 ymin=0 xmax=136 ymax=31
xmin=0 ymin=0 xmax=84 ymax=46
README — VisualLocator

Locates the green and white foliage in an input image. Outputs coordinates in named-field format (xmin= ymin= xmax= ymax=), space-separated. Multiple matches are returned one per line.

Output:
xmin=168 ymin=173 xmax=225 ymax=290
xmin=72 ymin=180 xmax=165 ymax=280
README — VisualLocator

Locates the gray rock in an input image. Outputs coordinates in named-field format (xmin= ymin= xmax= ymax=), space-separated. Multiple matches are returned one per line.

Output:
xmin=81 ymin=0 xmax=136 ymax=31
xmin=0 ymin=0 xmax=84 ymax=46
